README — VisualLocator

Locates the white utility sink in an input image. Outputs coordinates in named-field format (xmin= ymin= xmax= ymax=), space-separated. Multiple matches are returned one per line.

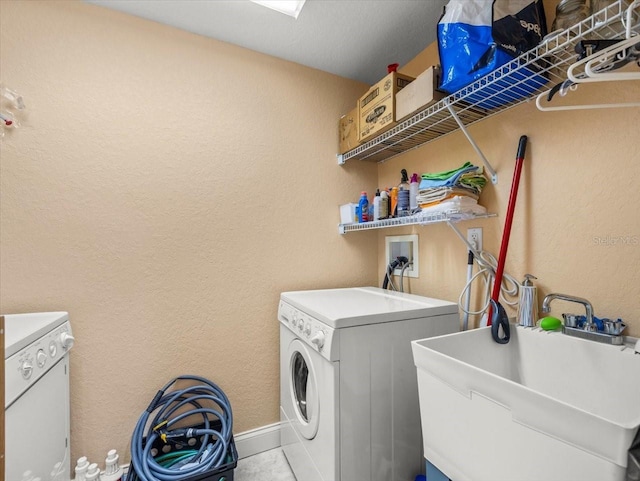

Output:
xmin=412 ymin=325 xmax=640 ymax=481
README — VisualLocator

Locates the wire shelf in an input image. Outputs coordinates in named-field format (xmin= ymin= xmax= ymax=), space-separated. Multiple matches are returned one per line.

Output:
xmin=338 ymin=0 xmax=639 ymax=164
xmin=338 ymin=211 xmax=497 ymax=234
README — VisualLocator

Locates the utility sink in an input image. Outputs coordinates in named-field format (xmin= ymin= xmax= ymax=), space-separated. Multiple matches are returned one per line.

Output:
xmin=412 ymin=325 xmax=640 ymax=481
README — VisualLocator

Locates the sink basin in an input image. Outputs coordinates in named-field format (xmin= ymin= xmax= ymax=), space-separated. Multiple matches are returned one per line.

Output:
xmin=412 ymin=325 xmax=640 ymax=481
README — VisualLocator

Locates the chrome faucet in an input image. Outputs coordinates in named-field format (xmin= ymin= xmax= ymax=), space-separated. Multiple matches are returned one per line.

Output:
xmin=541 ymin=293 xmax=596 ymax=331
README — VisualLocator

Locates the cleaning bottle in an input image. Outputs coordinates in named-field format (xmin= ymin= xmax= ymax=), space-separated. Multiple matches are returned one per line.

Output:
xmin=397 ymin=169 xmax=411 ymax=216
xmin=358 ymin=191 xmax=369 ymax=223
xmin=373 ymin=189 xmax=381 ymax=221
xmin=101 ymin=450 xmax=123 ymax=481
xmin=390 ymin=187 xmax=398 ymax=217
xmin=74 ymin=457 xmax=90 ymax=481
xmin=517 ymin=274 xmax=538 ymax=327
xmin=410 ymin=173 xmax=419 ymax=211
xmin=379 ymin=190 xmax=389 ymax=219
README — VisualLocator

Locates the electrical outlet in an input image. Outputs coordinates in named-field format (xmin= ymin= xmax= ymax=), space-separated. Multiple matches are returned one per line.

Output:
xmin=467 ymin=228 xmax=483 ymax=251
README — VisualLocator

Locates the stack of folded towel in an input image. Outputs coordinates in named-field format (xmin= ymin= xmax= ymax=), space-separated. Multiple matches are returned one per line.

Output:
xmin=418 ymin=162 xmax=487 ymax=216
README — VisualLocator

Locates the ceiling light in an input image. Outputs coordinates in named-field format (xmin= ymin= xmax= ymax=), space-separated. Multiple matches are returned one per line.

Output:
xmin=250 ymin=0 xmax=306 ymax=19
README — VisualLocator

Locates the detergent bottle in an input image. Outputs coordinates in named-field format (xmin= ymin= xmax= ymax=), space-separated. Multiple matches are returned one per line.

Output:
xmin=373 ymin=189 xmax=381 ymax=221
xmin=358 ymin=192 xmax=369 ymax=222
xmin=379 ymin=190 xmax=389 ymax=219
xmin=390 ymin=187 xmax=398 ymax=218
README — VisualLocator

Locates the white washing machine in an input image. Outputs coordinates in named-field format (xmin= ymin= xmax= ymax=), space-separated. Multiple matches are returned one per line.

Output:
xmin=4 ymin=312 xmax=75 ymax=481
xmin=279 ymin=287 xmax=459 ymax=481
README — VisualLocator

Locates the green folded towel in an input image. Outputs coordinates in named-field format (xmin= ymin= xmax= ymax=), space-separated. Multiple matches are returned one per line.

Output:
xmin=421 ymin=161 xmax=474 ymax=180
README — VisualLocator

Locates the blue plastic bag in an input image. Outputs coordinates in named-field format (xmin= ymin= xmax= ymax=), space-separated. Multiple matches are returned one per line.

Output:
xmin=438 ymin=0 xmax=547 ymax=105
xmin=438 ymin=0 xmax=514 ymax=95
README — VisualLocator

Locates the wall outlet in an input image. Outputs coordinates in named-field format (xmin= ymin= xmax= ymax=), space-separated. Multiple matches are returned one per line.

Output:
xmin=385 ymin=235 xmax=419 ymax=278
xmin=467 ymin=228 xmax=483 ymax=251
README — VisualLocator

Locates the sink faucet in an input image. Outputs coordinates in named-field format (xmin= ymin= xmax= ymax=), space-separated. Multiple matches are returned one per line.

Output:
xmin=541 ymin=293 xmax=596 ymax=331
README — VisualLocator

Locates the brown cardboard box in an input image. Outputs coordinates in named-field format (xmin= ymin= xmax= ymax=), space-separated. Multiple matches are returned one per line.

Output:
xmin=358 ymin=71 xmax=414 ymax=142
xmin=338 ymin=107 xmax=359 ymax=154
xmin=395 ymin=66 xmax=445 ymax=121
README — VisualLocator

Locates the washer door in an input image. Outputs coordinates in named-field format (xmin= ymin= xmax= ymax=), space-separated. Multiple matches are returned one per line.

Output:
xmin=288 ymin=339 xmax=320 ymax=440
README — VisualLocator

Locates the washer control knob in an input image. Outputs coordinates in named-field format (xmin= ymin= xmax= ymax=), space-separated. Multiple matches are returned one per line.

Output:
xmin=49 ymin=341 xmax=57 ymax=358
xmin=60 ymin=332 xmax=75 ymax=350
xmin=310 ymin=331 xmax=325 ymax=350
xmin=36 ymin=349 xmax=47 ymax=368
xmin=21 ymin=359 xmax=33 ymax=379
xmin=304 ymin=323 xmax=311 ymax=336
xmin=298 ymin=320 xmax=304 ymax=332
xmin=291 ymin=313 xmax=298 ymax=327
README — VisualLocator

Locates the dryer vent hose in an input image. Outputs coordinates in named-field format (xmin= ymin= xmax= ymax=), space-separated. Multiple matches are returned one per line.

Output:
xmin=125 ymin=375 xmax=233 ymax=481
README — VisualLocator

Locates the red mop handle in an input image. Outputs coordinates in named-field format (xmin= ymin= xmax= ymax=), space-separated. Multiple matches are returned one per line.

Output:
xmin=488 ymin=135 xmax=528 ymax=325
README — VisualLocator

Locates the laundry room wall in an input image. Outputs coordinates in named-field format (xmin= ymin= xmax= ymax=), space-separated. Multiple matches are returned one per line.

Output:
xmin=0 ymin=0 xmax=377 ymax=463
xmin=375 ymin=0 xmax=640 ymax=337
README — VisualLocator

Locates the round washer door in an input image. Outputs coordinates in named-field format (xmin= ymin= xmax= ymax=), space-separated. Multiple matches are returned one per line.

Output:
xmin=287 ymin=339 xmax=320 ymax=440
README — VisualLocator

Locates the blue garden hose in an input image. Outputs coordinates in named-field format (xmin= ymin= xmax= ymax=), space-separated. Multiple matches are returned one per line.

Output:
xmin=126 ymin=375 xmax=233 ymax=481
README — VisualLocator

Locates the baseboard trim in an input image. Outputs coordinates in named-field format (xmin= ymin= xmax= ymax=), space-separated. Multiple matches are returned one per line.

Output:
xmin=234 ymin=422 xmax=282 ymax=459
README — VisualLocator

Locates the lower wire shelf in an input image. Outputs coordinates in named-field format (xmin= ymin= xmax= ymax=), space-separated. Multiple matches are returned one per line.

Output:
xmin=338 ymin=211 xmax=496 ymax=234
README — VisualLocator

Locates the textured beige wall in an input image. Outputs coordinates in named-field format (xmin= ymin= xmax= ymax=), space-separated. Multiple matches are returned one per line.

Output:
xmin=0 ymin=0 xmax=378 ymax=463
xmin=378 ymin=80 xmax=640 ymax=336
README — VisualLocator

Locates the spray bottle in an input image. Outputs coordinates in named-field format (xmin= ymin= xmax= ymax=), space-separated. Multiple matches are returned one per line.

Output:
xmin=397 ymin=169 xmax=411 ymax=216
xmin=517 ymin=274 xmax=538 ymax=327
xmin=410 ymin=173 xmax=419 ymax=211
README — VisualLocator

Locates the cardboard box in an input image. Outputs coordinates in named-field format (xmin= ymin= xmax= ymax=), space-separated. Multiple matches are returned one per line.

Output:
xmin=395 ymin=66 xmax=445 ymax=121
xmin=358 ymin=71 xmax=414 ymax=142
xmin=338 ymin=107 xmax=359 ymax=154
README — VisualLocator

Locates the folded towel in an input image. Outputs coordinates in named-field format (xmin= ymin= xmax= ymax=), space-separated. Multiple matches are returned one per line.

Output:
xmin=420 ymin=196 xmax=487 ymax=218
xmin=421 ymin=161 xmax=474 ymax=180
xmin=458 ymin=170 xmax=487 ymax=191
xmin=419 ymin=162 xmax=484 ymax=189
xmin=417 ymin=187 xmax=478 ymax=205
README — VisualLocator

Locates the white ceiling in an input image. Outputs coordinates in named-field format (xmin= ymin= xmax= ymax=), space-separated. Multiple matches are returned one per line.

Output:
xmin=85 ymin=0 xmax=447 ymax=85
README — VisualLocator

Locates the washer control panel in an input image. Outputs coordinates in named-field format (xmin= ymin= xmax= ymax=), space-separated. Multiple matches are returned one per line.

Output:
xmin=5 ymin=320 xmax=74 ymax=407
xmin=278 ymin=301 xmax=338 ymax=361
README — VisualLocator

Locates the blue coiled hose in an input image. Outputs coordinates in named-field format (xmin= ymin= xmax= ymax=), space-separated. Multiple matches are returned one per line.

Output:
xmin=125 ymin=375 xmax=233 ymax=481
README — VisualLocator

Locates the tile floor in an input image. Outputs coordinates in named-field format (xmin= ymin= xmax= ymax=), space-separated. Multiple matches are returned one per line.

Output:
xmin=235 ymin=447 xmax=297 ymax=481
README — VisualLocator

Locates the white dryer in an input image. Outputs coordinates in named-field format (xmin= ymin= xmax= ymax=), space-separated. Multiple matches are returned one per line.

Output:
xmin=279 ymin=287 xmax=458 ymax=481
xmin=4 ymin=312 xmax=75 ymax=481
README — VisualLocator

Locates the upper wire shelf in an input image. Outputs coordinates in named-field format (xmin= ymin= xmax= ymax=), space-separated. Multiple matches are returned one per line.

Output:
xmin=337 ymin=0 xmax=639 ymax=165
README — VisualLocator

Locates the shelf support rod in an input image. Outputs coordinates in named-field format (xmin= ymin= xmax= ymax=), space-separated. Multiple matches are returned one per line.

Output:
xmin=447 ymin=221 xmax=482 ymax=258
xmin=445 ymin=99 xmax=498 ymax=184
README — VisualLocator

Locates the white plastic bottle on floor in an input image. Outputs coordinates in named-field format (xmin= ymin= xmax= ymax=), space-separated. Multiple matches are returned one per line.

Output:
xmin=85 ymin=463 xmax=101 ymax=481
xmin=74 ymin=457 xmax=90 ymax=481
xmin=102 ymin=450 xmax=124 ymax=481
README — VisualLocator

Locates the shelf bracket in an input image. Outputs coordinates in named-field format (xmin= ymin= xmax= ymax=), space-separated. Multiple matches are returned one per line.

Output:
xmin=445 ymin=99 xmax=498 ymax=185
xmin=337 ymin=154 xmax=345 ymax=165
xmin=447 ymin=220 xmax=482 ymax=258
